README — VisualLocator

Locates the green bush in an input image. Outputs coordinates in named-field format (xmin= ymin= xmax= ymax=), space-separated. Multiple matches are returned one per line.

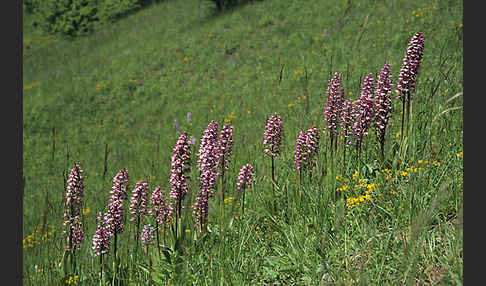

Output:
xmin=34 ymin=0 xmax=101 ymax=37
xmin=97 ymin=0 xmax=140 ymax=22
xmin=32 ymin=0 xmax=144 ymax=37
xmin=203 ymin=0 xmax=261 ymax=12
xmin=24 ymin=0 xmax=39 ymax=14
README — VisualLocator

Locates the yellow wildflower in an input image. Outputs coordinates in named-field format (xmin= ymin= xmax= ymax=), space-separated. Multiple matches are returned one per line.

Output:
xmin=224 ymin=197 xmax=235 ymax=207
xmin=398 ymin=170 xmax=408 ymax=177
xmin=336 ymin=184 xmax=349 ymax=192
xmin=224 ymin=111 xmax=236 ymax=123
xmin=82 ymin=207 xmax=91 ymax=216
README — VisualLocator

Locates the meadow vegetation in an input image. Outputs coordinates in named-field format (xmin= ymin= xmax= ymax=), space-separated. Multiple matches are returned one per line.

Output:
xmin=23 ymin=0 xmax=463 ymax=284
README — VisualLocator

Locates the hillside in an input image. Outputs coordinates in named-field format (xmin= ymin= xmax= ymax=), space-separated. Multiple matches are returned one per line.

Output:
xmin=23 ymin=0 xmax=463 ymax=284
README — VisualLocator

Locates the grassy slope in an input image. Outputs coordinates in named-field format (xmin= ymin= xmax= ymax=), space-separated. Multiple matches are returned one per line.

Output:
xmin=23 ymin=0 xmax=463 ymax=284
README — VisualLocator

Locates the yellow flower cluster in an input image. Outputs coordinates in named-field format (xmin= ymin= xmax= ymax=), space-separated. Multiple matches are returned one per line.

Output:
xmin=95 ymin=81 xmax=109 ymax=92
xmin=288 ymin=95 xmax=307 ymax=108
xmin=381 ymin=168 xmax=393 ymax=180
xmin=405 ymin=5 xmax=437 ymax=23
xmin=397 ymin=170 xmax=409 ymax=177
xmin=405 ymin=166 xmax=421 ymax=173
xmin=23 ymin=224 xmax=55 ymax=249
xmin=456 ymin=151 xmax=463 ymax=158
xmin=224 ymin=197 xmax=235 ymax=208
xmin=417 ymin=159 xmax=439 ymax=166
xmin=363 ymin=183 xmax=378 ymax=193
xmin=224 ymin=111 xmax=236 ymax=123
xmin=82 ymin=207 xmax=91 ymax=216
xmin=336 ymin=184 xmax=349 ymax=192
xmin=411 ymin=6 xmax=437 ymax=18
xmin=346 ymin=194 xmax=371 ymax=209
xmin=336 ymin=171 xmax=378 ymax=209
xmin=381 ymin=160 xmax=439 ymax=181
xmin=28 ymin=265 xmax=46 ymax=280
xmin=65 ymin=275 xmax=79 ymax=285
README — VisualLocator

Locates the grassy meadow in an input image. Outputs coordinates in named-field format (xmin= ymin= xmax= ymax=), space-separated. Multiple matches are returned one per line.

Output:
xmin=23 ymin=0 xmax=463 ymax=284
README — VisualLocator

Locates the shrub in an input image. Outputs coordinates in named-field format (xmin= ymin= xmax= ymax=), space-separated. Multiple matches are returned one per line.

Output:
xmin=203 ymin=0 xmax=250 ymax=12
xmin=32 ymin=0 xmax=144 ymax=37
xmin=34 ymin=0 xmax=101 ymax=37
xmin=97 ymin=0 xmax=141 ymax=23
xmin=24 ymin=0 xmax=40 ymax=14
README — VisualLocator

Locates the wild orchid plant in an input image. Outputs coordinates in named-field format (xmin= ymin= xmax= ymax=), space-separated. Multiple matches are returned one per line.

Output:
xmin=396 ymin=32 xmax=425 ymax=139
xmin=263 ymin=112 xmax=283 ymax=212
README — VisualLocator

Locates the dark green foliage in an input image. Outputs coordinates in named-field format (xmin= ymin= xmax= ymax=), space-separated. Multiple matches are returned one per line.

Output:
xmin=204 ymin=0 xmax=261 ymax=12
xmin=97 ymin=0 xmax=140 ymax=22
xmin=31 ymin=0 xmax=147 ymax=37
xmin=34 ymin=0 xmax=101 ymax=37
xmin=23 ymin=0 xmax=39 ymax=14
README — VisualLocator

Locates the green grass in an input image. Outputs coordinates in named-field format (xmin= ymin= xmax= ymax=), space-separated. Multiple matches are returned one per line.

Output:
xmin=23 ymin=0 xmax=463 ymax=284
